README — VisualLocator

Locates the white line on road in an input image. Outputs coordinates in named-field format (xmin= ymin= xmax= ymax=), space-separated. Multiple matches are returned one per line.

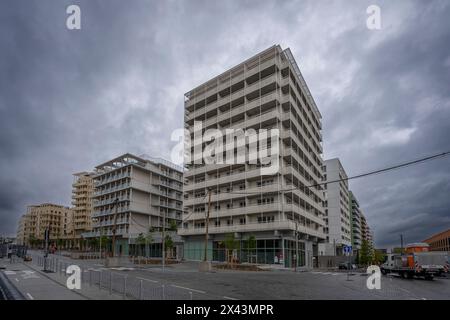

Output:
xmin=15 ymin=278 xmax=19 ymax=282
xmin=223 ymin=296 xmax=238 ymax=300
xmin=170 ymin=284 xmax=206 ymax=294
xmin=137 ymin=277 xmax=158 ymax=283
xmin=26 ymin=293 xmax=34 ymax=300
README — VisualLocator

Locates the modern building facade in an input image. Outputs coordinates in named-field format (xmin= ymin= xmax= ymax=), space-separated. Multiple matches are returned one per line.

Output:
xmin=423 ymin=228 xmax=450 ymax=252
xmin=360 ymin=212 xmax=373 ymax=248
xmin=349 ymin=191 xmax=362 ymax=253
xmin=71 ymin=171 xmax=95 ymax=248
xmin=83 ymin=153 xmax=184 ymax=257
xmin=319 ymin=158 xmax=351 ymax=256
xmin=180 ymin=45 xmax=326 ymax=268
xmin=17 ymin=203 xmax=73 ymax=246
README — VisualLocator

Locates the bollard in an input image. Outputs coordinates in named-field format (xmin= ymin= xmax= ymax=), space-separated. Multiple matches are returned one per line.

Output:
xmin=139 ymin=280 xmax=143 ymax=300
xmin=162 ymin=284 xmax=165 ymax=300
xmin=109 ymin=273 xmax=113 ymax=295
xmin=123 ymin=276 xmax=127 ymax=299
xmin=89 ymin=270 xmax=92 ymax=287
xmin=189 ymin=291 xmax=193 ymax=300
xmin=99 ymin=271 xmax=102 ymax=290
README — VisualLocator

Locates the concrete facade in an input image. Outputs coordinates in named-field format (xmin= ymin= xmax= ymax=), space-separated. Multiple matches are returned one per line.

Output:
xmin=71 ymin=172 xmax=95 ymax=238
xmin=319 ymin=158 xmax=351 ymax=256
xmin=83 ymin=153 xmax=184 ymax=256
xmin=349 ymin=191 xmax=362 ymax=252
xmin=16 ymin=203 xmax=73 ymax=246
xmin=180 ymin=45 xmax=326 ymax=268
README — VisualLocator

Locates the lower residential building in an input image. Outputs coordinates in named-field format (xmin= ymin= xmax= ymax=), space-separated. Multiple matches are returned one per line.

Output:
xmin=82 ymin=153 xmax=184 ymax=258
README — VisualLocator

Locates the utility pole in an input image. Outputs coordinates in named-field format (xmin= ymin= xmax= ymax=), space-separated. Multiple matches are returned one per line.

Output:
xmin=111 ymin=198 xmax=120 ymax=257
xmin=400 ymin=234 xmax=404 ymax=255
xmin=204 ymin=189 xmax=212 ymax=262
xmin=294 ymin=221 xmax=298 ymax=272
xmin=162 ymin=209 xmax=166 ymax=272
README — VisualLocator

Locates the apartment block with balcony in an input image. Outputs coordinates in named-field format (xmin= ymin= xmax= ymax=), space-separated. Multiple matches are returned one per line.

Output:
xmin=319 ymin=158 xmax=351 ymax=256
xmin=71 ymin=171 xmax=95 ymax=247
xmin=83 ymin=153 xmax=184 ymax=257
xmin=17 ymin=203 xmax=73 ymax=247
xmin=360 ymin=212 xmax=373 ymax=248
xmin=349 ymin=191 xmax=362 ymax=254
xmin=180 ymin=45 xmax=326 ymax=268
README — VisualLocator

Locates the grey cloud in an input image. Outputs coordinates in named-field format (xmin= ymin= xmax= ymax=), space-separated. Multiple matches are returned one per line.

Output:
xmin=1 ymin=0 xmax=449 ymax=248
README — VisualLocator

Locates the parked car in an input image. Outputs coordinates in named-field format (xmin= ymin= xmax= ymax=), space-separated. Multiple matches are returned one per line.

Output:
xmin=338 ymin=262 xmax=357 ymax=270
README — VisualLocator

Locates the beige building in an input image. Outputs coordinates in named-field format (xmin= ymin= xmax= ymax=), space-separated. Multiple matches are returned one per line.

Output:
xmin=180 ymin=45 xmax=326 ymax=268
xmin=83 ymin=153 xmax=184 ymax=257
xmin=17 ymin=203 xmax=73 ymax=247
xmin=360 ymin=212 xmax=373 ymax=248
xmin=16 ymin=215 xmax=27 ymax=245
xmin=71 ymin=171 xmax=95 ymax=247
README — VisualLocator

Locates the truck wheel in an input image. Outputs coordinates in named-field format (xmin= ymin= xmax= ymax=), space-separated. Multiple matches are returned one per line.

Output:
xmin=424 ymin=275 xmax=434 ymax=280
xmin=406 ymin=272 xmax=413 ymax=279
xmin=381 ymin=268 xmax=387 ymax=275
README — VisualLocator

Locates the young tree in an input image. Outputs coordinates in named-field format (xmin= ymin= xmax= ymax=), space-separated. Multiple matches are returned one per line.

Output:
xmin=164 ymin=234 xmax=174 ymax=260
xmin=359 ymin=239 xmax=373 ymax=266
xmin=169 ymin=220 xmax=178 ymax=231
xmin=224 ymin=233 xmax=239 ymax=266
xmin=245 ymin=235 xmax=257 ymax=263
xmin=145 ymin=229 xmax=154 ymax=258
xmin=136 ymin=233 xmax=146 ymax=257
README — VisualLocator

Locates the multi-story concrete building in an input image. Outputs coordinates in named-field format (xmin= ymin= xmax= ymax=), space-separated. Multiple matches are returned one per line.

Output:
xmin=71 ymin=171 xmax=95 ymax=248
xmin=84 ymin=153 xmax=184 ymax=257
xmin=349 ymin=191 xmax=362 ymax=253
xmin=423 ymin=228 xmax=450 ymax=252
xmin=319 ymin=158 xmax=351 ymax=256
xmin=180 ymin=45 xmax=326 ymax=268
xmin=360 ymin=212 xmax=373 ymax=248
xmin=17 ymin=203 xmax=72 ymax=246
xmin=16 ymin=215 xmax=27 ymax=245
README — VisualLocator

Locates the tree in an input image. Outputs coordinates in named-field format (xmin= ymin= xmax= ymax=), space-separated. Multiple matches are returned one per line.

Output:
xmin=169 ymin=219 xmax=178 ymax=231
xmin=145 ymin=229 xmax=154 ymax=257
xmin=359 ymin=239 xmax=373 ymax=266
xmin=28 ymin=235 xmax=38 ymax=248
xmin=244 ymin=235 xmax=257 ymax=263
xmin=164 ymin=234 xmax=174 ymax=260
xmin=372 ymin=249 xmax=386 ymax=265
xmin=224 ymin=233 xmax=240 ymax=266
xmin=136 ymin=233 xmax=146 ymax=256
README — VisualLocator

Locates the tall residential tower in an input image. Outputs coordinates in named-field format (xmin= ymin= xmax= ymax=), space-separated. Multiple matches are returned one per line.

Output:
xmin=180 ymin=45 xmax=326 ymax=268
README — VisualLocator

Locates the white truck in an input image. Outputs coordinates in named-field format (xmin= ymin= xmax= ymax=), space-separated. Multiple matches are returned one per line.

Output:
xmin=381 ymin=252 xmax=449 ymax=280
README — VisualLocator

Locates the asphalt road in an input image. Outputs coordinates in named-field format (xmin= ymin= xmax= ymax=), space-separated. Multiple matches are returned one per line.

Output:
xmin=21 ymin=251 xmax=450 ymax=300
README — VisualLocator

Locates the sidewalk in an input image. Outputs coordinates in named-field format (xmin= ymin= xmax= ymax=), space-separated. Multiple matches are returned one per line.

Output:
xmin=0 ymin=258 xmax=125 ymax=300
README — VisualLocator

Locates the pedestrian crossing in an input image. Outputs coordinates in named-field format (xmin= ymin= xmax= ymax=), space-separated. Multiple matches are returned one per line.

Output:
xmin=310 ymin=271 xmax=343 ymax=276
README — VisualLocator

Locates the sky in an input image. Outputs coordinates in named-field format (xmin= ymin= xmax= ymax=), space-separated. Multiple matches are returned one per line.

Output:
xmin=1 ymin=0 xmax=449 ymax=248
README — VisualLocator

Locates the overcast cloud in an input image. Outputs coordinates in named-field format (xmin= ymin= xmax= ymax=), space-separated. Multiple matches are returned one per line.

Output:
xmin=1 ymin=0 xmax=449 ymax=247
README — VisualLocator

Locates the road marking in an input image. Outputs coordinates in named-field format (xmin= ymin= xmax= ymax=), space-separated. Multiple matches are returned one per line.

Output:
xmin=421 ymin=298 xmax=427 ymax=300
xmin=26 ymin=293 xmax=34 ymax=300
xmin=170 ymin=284 xmax=206 ymax=294
xmin=223 ymin=296 xmax=238 ymax=300
xmin=15 ymin=278 xmax=19 ymax=282
xmin=332 ymin=273 xmax=339 ymax=276
xmin=4 ymin=271 xmax=16 ymax=275
xmin=137 ymin=277 xmax=158 ymax=283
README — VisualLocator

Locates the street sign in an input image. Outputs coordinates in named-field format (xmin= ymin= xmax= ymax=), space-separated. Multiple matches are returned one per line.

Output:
xmin=343 ymin=245 xmax=352 ymax=255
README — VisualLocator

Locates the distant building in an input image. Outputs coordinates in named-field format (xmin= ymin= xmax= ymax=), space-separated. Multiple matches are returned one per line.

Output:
xmin=349 ymin=191 xmax=362 ymax=254
xmin=319 ymin=158 xmax=351 ymax=256
xmin=71 ymin=171 xmax=96 ymax=248
xmin=17 ymin=203 xmax=73 ymax=247
xmin=360 ymin=212 xmax=373 ymax=248
xmin=423 ymin=228 xmax=450 ymax=252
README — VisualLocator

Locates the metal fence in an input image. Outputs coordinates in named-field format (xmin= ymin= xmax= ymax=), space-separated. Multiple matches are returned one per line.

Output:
xmin=26 ymin=253 xmax=216 ymax=300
